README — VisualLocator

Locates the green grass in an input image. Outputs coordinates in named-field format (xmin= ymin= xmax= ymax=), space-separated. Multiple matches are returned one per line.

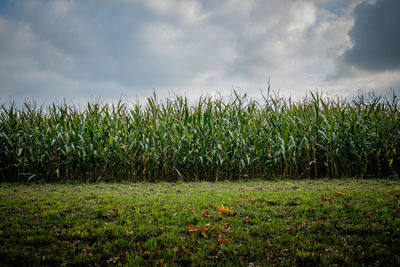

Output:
xmin=1 ymin=179 xmax=399 ymax=266
xmin=1 ymin=91 xmax=399 ymax=182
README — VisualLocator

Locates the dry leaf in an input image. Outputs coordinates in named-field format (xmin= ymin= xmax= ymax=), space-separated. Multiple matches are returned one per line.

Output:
xmin=185 ymin=224 xmax=209 ymax=238
xmin=218 ymin=234 xmax=228 ymax=244
xmin=365 ymin=211 xmax=372 ymax=217
xmin=143 ymin=251 xmax=152 ymax=256
xmin=185 ymin=224 xmax=195 ymax=232
xmin=244 ymin=216 xmax=252 ymax=223
xmin=106 ymin=256 xmax=120 ymax=264
xmin=216 ymin=204 xmax=232 ymax=215
xmin=202 ymin=210 xmax=212 ymax=218
xmin=320 ymin=194 xmax=332 ymax=203
xmin=197 ymin=225 xmax=209 ymax=233
xmin=335 ymin=191 xmax=344 ymax=197
xmin=201 ymin=231 xmax=209 ymax=238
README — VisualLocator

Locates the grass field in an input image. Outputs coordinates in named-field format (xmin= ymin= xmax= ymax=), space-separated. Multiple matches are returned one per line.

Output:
xmin=1 ymin=179 xmax=399 ymax=266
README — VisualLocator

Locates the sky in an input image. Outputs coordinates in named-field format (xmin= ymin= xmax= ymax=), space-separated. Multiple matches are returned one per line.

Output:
xmin=0 ymin=0 xmax=399 ymax=106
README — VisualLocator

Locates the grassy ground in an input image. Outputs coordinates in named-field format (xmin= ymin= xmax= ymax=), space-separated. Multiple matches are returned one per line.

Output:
xmin=1 ymin=179 xmax=400 ymax=266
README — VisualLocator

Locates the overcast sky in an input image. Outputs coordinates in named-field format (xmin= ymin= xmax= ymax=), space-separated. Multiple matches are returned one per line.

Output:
xmin=1 ymin=0 xmax=399 ymax=105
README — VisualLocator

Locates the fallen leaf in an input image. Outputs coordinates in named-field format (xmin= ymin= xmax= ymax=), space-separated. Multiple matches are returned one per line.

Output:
xmin=201 ymin=231 xmax=209 ymax=238
xmin=365 ymin=211 xmax=372 ymax=217
xmin=244 ymin=215 xmax=252 ymax=223
xmin=335 ymin=191 xmax=344 ymax=197
xmin=106 ymin=256 xmax=119 ymax=264
xmin=216 ymin=205 xmax=232 ymax=215
xmin=197 ymin=225 xmax=209 ymax=233
xmin=185 ymin=224 xmax=210 ymax=238
xmin=218 ymin=234 xmax=228 ymax=244
xmin=143 ymin=251 xmax=152 ymax=256
xmin=320 ymin=194 xmax=332 ymax=203
xmin=202 ymin=210 xmax=212 ymax=218
xmin=185 ymin=224 xmax=195 ymax=233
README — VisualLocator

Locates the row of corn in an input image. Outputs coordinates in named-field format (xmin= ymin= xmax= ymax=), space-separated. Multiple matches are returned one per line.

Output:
xmin=0 ymin=91 xmax=399 ymax=182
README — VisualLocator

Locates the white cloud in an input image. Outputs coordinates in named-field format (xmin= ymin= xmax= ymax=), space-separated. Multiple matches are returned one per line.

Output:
xmin=0 ymin=0 xmax=398 ymax=106
xmin=48 ymin=0 xmax=73 ymax=18
xmin=287 ymin=2 xmax=316 ymax=33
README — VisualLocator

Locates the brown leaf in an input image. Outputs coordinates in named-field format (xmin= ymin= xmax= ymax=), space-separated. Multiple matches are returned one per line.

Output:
xmin=185 ymin=224 xmax=195 ymax=232
xmin=218 ymin=234 xmax=228 ymax=244
xmin=216 ymin=205 xmax=232 ymax=215
xmin=143 ymin=251 xmax=152 ymax=256
xmin=335 ymin=191 xmax=344 ymax=197
xmin=201 ymin=231 xmax=209 ymax=238
xmin=365 ymin=211 xmax=372 ymax=217
xmin=202 ymin=210 xmax=212 ymax=218
xmin=197 ymin=225 xmax=209 ymax=233
xmin=320 ymin=194 xmax=332 ymax=203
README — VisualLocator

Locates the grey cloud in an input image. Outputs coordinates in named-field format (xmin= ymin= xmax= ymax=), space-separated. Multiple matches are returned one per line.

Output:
xmin=0 ymin=0 xmax=182 ymax=101
xmin=342 ymin=0 xmax=400 ymax=71
xmin=1 ymin=0 xmax=397 ymax=106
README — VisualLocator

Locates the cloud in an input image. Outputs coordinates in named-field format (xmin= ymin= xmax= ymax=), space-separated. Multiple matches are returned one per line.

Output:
xmin=326 ymin=0 xmax=400 ymax=97
xmin=342 ymin=0 xmax=400 ymax=71
xmin=0 ymin=0 xmax=397 ymax=106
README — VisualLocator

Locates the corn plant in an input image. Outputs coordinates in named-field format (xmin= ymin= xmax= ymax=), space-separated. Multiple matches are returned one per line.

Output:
xmin=0 ymin=91 xmax=399 ymax=182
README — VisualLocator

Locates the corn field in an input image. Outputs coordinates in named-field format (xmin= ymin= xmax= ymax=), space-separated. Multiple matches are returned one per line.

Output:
xmin=0 ymin=91 xmax=399 ymax=182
